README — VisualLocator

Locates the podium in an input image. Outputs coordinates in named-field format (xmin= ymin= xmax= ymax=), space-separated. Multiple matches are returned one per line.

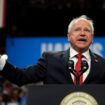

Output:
xmin=26 ymin=85 xmax=105 ymax=105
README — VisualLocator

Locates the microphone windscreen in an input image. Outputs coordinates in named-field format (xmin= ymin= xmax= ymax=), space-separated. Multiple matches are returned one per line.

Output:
xmin=81 ymin=60 xmax=89 ymax=72
xmin=68 ymin=60 xmax=74 ymax=70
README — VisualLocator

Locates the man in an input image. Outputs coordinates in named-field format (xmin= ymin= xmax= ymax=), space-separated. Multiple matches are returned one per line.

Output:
xmin=0 ymin=15 xmax=105 ymax=86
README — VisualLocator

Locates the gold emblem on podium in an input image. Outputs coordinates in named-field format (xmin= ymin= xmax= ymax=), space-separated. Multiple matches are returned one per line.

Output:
xmin=60 ymin=91 xmax=98 ymax=105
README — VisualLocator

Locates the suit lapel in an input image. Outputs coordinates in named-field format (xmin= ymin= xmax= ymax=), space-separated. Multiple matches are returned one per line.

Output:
xmin=61 ymin=49 xmax=74 ymax=84
xmin=84 ymin=51 xmax=99 ymax=83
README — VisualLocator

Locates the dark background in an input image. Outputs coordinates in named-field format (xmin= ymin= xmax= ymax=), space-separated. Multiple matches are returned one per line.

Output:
xmin=6 ymin=0 xmax=105 ymax=37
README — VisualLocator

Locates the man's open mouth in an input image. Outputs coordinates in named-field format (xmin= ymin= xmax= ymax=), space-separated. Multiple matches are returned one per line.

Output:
xmin=78 ymin=38 xmax=87 ymax=42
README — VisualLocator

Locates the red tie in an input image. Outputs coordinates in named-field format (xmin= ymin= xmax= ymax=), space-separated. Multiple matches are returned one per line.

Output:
xmin=74 ymin=53 xmax=83 ymax=85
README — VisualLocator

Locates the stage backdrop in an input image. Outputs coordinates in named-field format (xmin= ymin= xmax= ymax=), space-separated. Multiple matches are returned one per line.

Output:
xmin=6 ymin=37 xmax=105 ymax=67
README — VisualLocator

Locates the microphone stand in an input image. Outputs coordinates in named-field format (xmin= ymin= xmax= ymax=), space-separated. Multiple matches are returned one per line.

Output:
xmin=68 ymin=60 xmax=89 ymax=86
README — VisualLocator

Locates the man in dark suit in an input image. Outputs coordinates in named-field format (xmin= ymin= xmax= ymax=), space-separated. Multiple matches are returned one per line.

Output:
xmin=0 ymin=15 xmax=105 ymax=86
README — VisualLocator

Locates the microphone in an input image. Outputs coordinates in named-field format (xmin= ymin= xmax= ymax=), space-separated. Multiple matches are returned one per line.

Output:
xmin=68 ymin=60 xmax=89 ymax=76
xmin=68 ymin=60 xmax=89 ymax=85
xmin=81 ymin=60 xmax=89 ymax=73
xmin=68 ymin=60 xmax=76 ymax=76
xmin=79 ymin=60 xmax=89 ymax=76
xmin=68 ymin=60 xmax=74 ymax=71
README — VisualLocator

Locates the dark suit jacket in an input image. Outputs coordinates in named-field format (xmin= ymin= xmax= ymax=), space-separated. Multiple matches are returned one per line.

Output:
xmin=1 ymin=49 xmax=105 ymax=86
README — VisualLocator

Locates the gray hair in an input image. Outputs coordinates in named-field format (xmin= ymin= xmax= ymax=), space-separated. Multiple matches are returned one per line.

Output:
xmin=68 ymin=15 xmax=94 ymax=34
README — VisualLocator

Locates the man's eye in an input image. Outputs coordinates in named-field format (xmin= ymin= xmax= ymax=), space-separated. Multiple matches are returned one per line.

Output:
xmin=85 ymin=29 xmax=91 ymax=32
xmin=74 ymin=28 xmax=80 ymax=31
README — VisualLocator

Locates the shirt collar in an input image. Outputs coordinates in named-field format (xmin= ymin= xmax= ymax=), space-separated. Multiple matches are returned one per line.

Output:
xmin=70 ymin=46 xmax=78 ymax=58
xmin=69 ymin=46 xmax=91 ymax=60
xmin=82 ymin=50 xmax=91 ymax=61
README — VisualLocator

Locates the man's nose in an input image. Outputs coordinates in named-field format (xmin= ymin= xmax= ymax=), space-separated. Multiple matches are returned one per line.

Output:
xmin=80 ymin=30 xmax=86 ymax=36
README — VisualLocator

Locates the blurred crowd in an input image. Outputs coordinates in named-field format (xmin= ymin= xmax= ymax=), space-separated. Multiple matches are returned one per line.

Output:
xmin=0 ymin=76 xmax=27 ymax=105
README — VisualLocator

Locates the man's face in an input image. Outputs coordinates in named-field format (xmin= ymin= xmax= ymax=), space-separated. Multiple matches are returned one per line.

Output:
xmin=68 ymin=19 xmax=94 ymax=52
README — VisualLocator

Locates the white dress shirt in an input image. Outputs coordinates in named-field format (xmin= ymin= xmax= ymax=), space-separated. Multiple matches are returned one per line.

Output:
xmin=69 ymin=46 xmax=91 ymax=82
